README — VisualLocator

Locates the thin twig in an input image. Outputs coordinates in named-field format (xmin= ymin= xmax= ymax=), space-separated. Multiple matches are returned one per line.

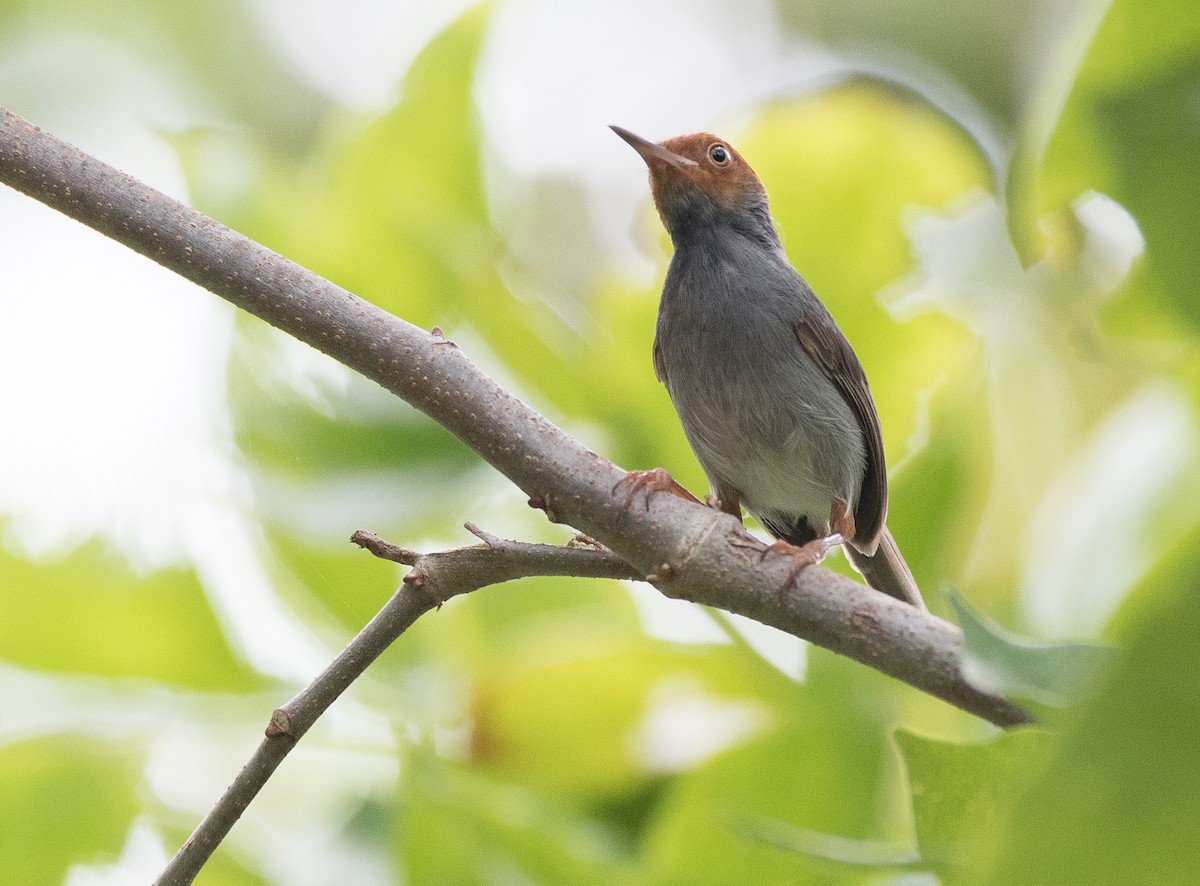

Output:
xmin=349 ymin=529 xmax=419 ymax=565
xmin=154 ymin=529 xmax=641 ymax=884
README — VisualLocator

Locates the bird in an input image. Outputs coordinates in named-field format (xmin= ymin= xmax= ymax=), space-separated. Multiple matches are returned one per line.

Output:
xmin=611 ymin=125 xmax=925 ymax=609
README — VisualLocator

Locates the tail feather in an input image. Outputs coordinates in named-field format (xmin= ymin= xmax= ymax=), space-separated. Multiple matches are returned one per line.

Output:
xmin=845 ymin=526 xmax=926 ymax=610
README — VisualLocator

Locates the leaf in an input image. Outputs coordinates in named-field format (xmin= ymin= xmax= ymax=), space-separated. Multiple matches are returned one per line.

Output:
xmin=228 ymin=348 xmax=476 ymax=480
xmin=735 ymin=816 xmax=920 ymax=869
xmin=980 ymin=523 xmax=1200 ymax=884
xmin=264 ymin=526 xmax=405 ymax=635
xmin=227 ymin=334 xmax=486 ymax=597
xmin=240 ymin=12 xmax=478 ymax=319
xmin=469 ymin=641 xmax=735 ymax=799
xmin=1034 ymin=0 xmax=1200 ymax=326
xmin=398 ymin=749 xmax=630 ymax=886
xmin=0 ymin=736 xmax=140 ymax=883
xmin=949 ymin=590 xmax=1114 ymax=707
xmin=0 ymin=0 xmax=328 ymax=149
xmin=896 ymin=728 xmax=1050 ymax=878
xmin=638 ymin=650 xmax=909 ymax=885
xmin=774 ymin=0 xmax=1059 ymax=140
xmin=0 ymin=541 xmax=260 ymax=690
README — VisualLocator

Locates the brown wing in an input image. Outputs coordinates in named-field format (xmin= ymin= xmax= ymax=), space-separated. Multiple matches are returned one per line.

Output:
xmin=652 ymin=340 xmax=668 ymax=384
xmin=794 ymin=311 xmax=886 ymax=554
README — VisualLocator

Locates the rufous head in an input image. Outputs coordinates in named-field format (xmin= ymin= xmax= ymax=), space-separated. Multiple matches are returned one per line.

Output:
xmin=611 ymin=126 xmax=771 ymax=244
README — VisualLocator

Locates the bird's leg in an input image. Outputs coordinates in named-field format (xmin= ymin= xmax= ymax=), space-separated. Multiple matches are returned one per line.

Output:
xmin=704 ymin=484 xmax=742 ymax=519
xmin=829 ymin=498 xmax=856 ymax=546
xmin=613 ymin=468 xmax=700 ymax=511
xmin=751 ymin=500 xmax=857 ymax=587
xmin=756 ymin=534 xmax=843 ymax=586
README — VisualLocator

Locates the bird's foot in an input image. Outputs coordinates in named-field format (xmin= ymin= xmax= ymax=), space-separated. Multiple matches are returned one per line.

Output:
xmin=761 ymin=534 xmax=844 ymax=586
xmin=613 ymin=468 xmax=700 ymax=511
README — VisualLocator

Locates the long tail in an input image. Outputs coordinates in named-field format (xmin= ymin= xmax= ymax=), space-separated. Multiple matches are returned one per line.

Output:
xmin=845 ymin=526 xmax=926 ymax=611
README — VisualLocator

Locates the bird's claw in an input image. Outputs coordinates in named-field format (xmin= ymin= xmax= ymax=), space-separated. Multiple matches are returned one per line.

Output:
xmin=613 ymin=468 xmax=700 ymax=511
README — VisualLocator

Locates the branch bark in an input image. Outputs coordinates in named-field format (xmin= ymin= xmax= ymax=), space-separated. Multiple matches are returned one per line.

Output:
xmin=154 ymin=526 xmax=641 ymax=886
xmin=0 ymin=107 xmax=1030 ymax=728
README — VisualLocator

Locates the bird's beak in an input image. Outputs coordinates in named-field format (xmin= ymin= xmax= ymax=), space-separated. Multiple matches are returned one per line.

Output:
xmin=610 ymin=125 xmax=697 ymax=170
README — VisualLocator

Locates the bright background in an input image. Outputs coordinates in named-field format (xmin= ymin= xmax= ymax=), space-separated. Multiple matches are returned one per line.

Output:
xmin=2 ymin=0 xmax=1199 ymax=883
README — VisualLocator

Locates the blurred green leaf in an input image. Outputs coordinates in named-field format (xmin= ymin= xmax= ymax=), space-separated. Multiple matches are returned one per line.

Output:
xmin=0 ymin=541 xmax=259 ymax=690
xmin=883 ymin=379 xmax=988 ymax=617
xmin=735 ymin=815 xmax=919 ymax=870
xmin=372 ymin=573 xmax=648 ymax=695
xmin=0 ymin=736 xmax=140 ymax=883
xmin=897 ymin=728 xmax=1049 ymax=878
xmin=1085 ymin=60 xmax=1200 ymax=327
xmin=469 ymin=640 xmax=737 ymax=799
xmin=242 ymin=3 xmax=582 ymax=415
xmin=264 ymin=526 xmax=403 ymax=634
xmin=1036 ymin=0 xmax=1200 ymax=326
xmin=229 ymin=354 xmax=474 ymax=480
xmin=582 ymin=278 xmax=702 ymax=489
xmin=981 ymin=525 xmax=1200 ymax=884
xmin=399 ymin=749 xmax=630 ymax=886
xmin=441 ymin=576 xmax=643 ymax=662
xmin=638 ymin=651 xmax=907 ymax=885
xmin=0 ymin=0 xmax=327 ymax=147
xmin=1002 ymin=0 xmax=1111 ymax=264
xmin=244 ymin=5 xmax=493 ymax=322
xmin=950 ymin=590 xmax=1115 ymax=706
xmin=225 ymin=317 xmax=492 ymax=641
xmin=774 ymin=0 xmax=1058 ymax=134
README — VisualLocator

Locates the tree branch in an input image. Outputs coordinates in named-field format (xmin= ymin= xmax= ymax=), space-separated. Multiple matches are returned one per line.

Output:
xmin=154 ymin=527 xmax=641 ymax=885
xmin=0 ymin=107 xmax=1030 ymax=728
xmin=1 ymin=104 xmax=1035 ymax=885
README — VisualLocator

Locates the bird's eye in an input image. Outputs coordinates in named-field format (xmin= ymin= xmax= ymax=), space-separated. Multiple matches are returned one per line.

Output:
xmin=708 ymin=144 xmax=730 ymax=166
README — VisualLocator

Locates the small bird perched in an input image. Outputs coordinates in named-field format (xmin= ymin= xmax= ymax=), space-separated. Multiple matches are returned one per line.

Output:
xmin=611 ymin=125 xmax=924 ymax=609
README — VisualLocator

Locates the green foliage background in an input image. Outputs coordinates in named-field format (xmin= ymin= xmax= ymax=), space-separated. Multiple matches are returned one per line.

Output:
xmin=2 ymin=0 xmax=1199 ymax=882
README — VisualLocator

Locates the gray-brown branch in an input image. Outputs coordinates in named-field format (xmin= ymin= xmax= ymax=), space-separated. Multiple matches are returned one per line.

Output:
xmin=0 ymin=109 xmax=1029 ymax=723
xmin=154 ymin=527 xmax=642 ymax=885
xmin=2 ymin=105 xmax=1033 ymax=885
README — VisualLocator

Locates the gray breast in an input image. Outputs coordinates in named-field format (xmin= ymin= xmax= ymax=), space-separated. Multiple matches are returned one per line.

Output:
xmin=656 ymin=236 xmax=866 ymax=531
